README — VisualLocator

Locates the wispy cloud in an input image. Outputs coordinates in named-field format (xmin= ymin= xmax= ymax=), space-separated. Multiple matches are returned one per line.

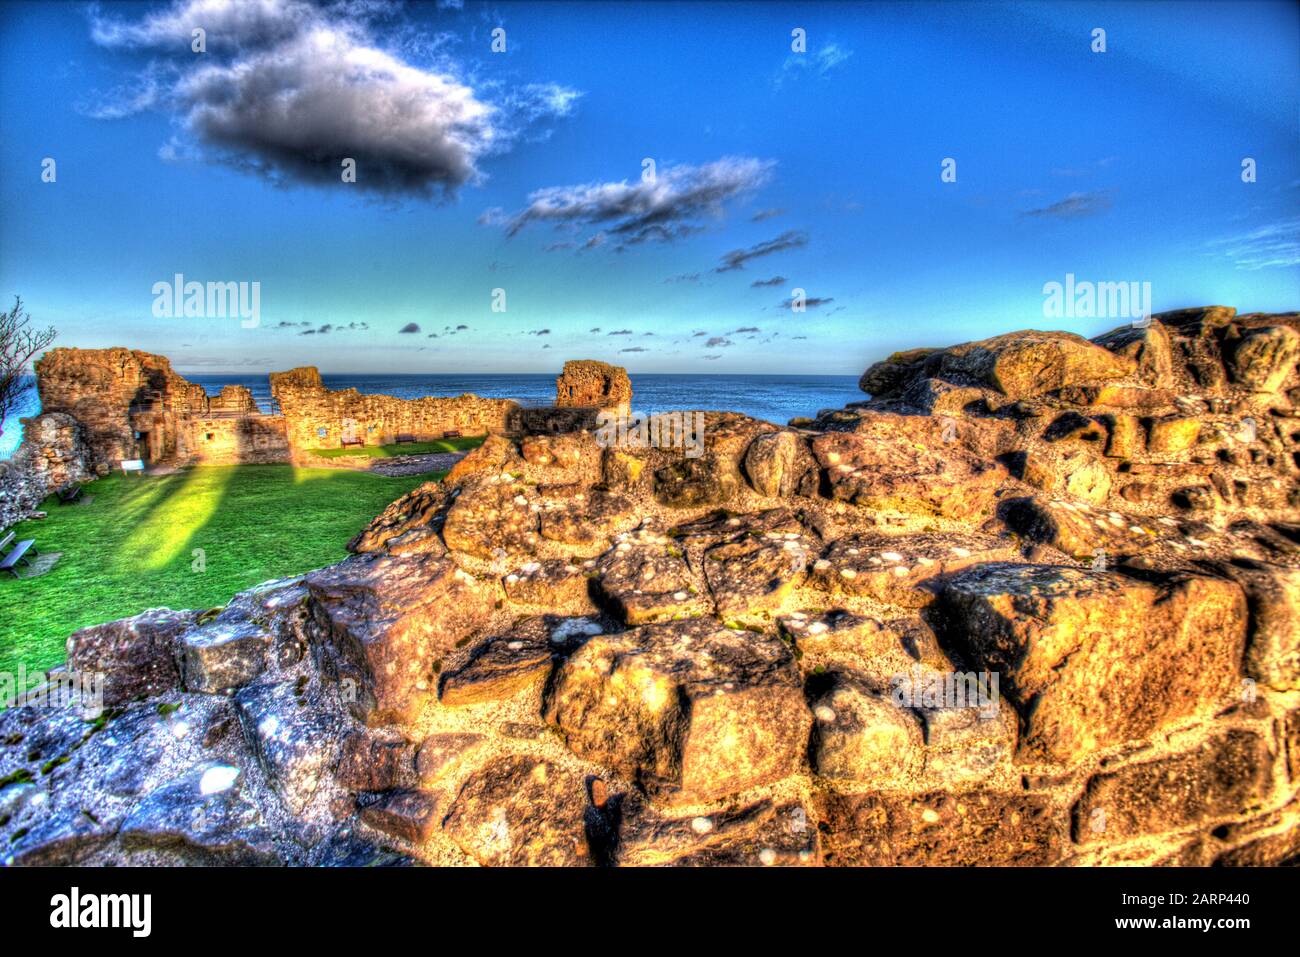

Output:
xmin=1207 ymin=217 xmax=1300 ymax=270
xmin=776 ymin=42 xmax=854 ymax=88
xmin=1020 ymin=190 xmax=1114 ymax=219
xmin=1050 ymin=156 xmax=1117 ymax=177
xmin=715 ymin=230 xmax=808 ymax=272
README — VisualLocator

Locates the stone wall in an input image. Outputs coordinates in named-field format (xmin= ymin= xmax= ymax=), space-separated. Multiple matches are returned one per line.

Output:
xmin=0 ymin=412 xmax=92 ymax=531
xmin=269 ymin=366 xmax=519 ymax=456
xmin=177 ymin=414 xmax=291 ymax=466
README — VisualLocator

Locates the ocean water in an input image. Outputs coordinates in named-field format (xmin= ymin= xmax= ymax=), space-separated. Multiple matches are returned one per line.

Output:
xmin=1 ymin=373 xmax=861 ymax=460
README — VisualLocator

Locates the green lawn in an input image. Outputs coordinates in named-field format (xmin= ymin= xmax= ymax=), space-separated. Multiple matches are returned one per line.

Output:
xmin=309 ymin=435 xmax=484 ymax=459
xmin=0 ymin=465 xmax=437 ymax=678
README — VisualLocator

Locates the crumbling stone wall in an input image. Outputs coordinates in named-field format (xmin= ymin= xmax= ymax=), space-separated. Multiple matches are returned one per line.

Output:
xmin=269 ymin=366 xmax=519 ymax=456
xmin=35 ymin=347 xmax=211 ymax=472
xmin=209 ymin=384 xmax=258 ymax=415
xmin=30 ymin=350 xmax=526 ymax=472
xmin=555 ymin=359 xmax=632 ymax=414
xmin=0 ymin=412 xmax=92 ymax=530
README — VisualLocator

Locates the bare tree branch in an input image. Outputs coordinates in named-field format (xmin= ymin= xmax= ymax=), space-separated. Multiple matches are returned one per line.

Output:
xmin=0 ymin=297 xmax=57 ymax=439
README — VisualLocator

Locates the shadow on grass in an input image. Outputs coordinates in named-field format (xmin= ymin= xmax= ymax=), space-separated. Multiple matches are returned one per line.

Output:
xmin=0 ymin=463 xmax=432 ymax=677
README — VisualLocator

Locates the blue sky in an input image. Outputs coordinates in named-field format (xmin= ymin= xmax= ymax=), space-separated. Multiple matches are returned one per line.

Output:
xmin=0 ymin=0 xmax=1296 ymax=374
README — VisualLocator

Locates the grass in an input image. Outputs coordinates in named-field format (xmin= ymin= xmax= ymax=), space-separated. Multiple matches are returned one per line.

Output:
xmin=0 ymin=464 xmax=439 ymax=678
xmin=309 ymin=435 xmax=484 ymax=459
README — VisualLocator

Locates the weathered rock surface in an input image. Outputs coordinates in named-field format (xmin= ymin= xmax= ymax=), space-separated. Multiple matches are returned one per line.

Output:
xmin=811 ymin=431 xmax=1002 ymax=520
xmin=7 ymin=308 xmax=1299 ymax=868
xmin=927 ymin=330 xmax=1136 ymax=399
xmin=546 ymin=619 xmax=810 ymax=803
xmin=809 ymin=673 xmax=924 ymax=783
xmin=816 ymin=790 xmax=1065 ymax=866
xmin=616 ymin=797 xmax=818 ymax=866
xmin=1071 ymin=730 xmax=1274 ymax=844
xmin=66 ymin=608 xmax=201 ymax=705
xmin=933 ymin=563 xmax=1246 ymax=762
xmin=305 ymin=553 xmax=496 ymax=724
xmin=442 ymin=755 xmax=591 ymax=866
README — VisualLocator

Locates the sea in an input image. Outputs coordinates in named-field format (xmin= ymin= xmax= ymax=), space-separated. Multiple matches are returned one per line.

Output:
xmin=0 ymin=373 xmax=862 ymax=460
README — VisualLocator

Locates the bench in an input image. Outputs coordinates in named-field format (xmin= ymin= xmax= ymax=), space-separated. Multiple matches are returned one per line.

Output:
xmin=395 ymin=433 xmax=417 ymax=445
xmin=0 ymin=531 xmax=37 ymax=578
xmin=120 ymin=459 xmax=145 ymax=475
xmin=442 ymin=430 xmax=462 ymax=439
xmin=56 ymin=484 xmax=83 ymax=504
xmin=340 ymin=438 xmax=364 ymax=449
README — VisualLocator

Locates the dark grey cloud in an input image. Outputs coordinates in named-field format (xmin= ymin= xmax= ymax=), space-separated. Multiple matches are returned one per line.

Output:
xmin=608 ymin=329 xmax=633 ymax=336
xmin=715 ymin=230 xmax=808 ymax=272
xmin=751 ymin=207 xmax=784 ymax=222
xmin=705 ymin=336 xmax=733 ymax=348
xmin=527 ymin=328 xmax=550 ymax=336
xmin=499 ymin=156 xmax=774 ymax=249
xmin=750 ymin=276 xmax=785 ymax=288
xmin=732 ymin=326 xmax=760 ymax=333
xmin=620 ymin=346 xmax=648 ymax=353
xmin=90 ymin=0 xmax=578 ymax=198
xmin=399 ymin=322 xmax=421 ymax=333
xmin=779 ymin=295 xmax=834 ymax=310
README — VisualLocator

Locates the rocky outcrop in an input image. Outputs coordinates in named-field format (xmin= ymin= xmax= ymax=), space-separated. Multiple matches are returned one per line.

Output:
xmin=3 ymin=307 xmax=1297 ymax=867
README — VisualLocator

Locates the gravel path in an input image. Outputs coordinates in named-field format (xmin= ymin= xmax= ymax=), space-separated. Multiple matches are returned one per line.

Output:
xmin=366 ymin=450 xmax=467 ymax=476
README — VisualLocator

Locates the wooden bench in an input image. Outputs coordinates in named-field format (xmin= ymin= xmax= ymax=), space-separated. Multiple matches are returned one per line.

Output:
xmin=395 ymin=433 xmax=417 ymax=445
xmin=340 ymin=438 xmax=364 ymax=449
xmin=0 ymin=531 xmax=37 ymax=578
xmin=442 ymin=430 xmax=462 ymax=439
xmin=120 ymin=459 xmax=145 ymax=476
xmin=56 ymin=484 xmax=83 ymax=505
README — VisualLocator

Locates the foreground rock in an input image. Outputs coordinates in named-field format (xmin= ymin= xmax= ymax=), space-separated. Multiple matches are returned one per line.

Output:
xmin=546 ymin=619 xmax=811 ymax=804
xmin=933 ymin=563 xmax=1246 ymax=762
xmin=4 ymin=306 xmax=1298 ymax=867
